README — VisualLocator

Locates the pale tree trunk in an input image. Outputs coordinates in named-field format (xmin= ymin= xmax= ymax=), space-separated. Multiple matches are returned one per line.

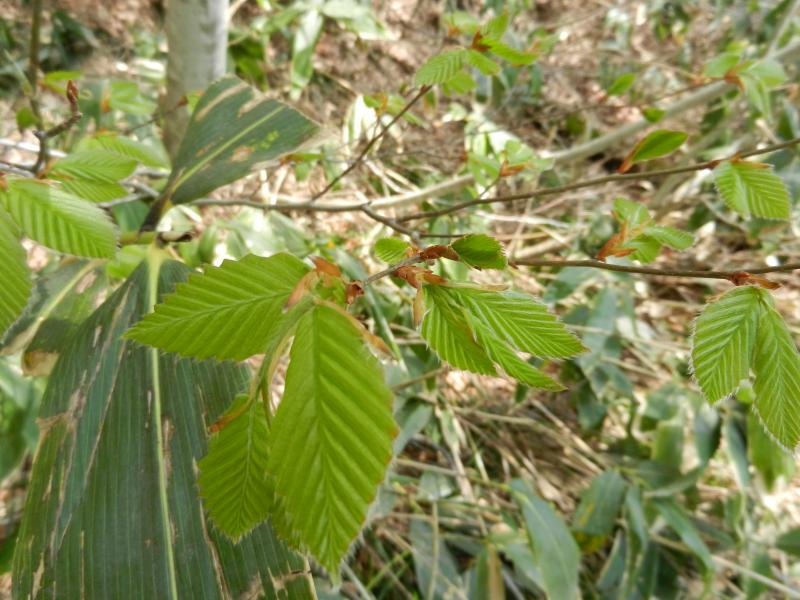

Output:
xmin=163 ymin=0 xmax=228 ymax=159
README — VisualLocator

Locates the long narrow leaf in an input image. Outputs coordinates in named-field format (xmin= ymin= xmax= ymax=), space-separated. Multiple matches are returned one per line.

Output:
xmin=12 ymin=255 xmax=315 ymax=599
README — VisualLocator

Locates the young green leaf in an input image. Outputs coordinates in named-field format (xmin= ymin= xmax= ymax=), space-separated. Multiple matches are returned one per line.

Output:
xmin=467 ymin=313 xmax=564 ymax=391
xmin=480 ymin=12 xmax=509 ymax=41
xmin=643 ymin=226 xmax=694 ymax=250
xmin=486 ymin=40 xmax=537 ymax=65
xmin=713 ymin=160 xmax=790 ymax=219
xmin=622 ymin=234 xmax=661 ymax=263
xmin=2 ymin=179 xmax=118 ymax=258
xmin=442 ymin=70 xmax=477 ymax=95
xmin=58 ymin=179 xmax=128 ymax=203
xmin=267 ymin=303 xmax=396 ymax=575
xmin=466 ymin=49 xmax=500 ymax=76
xmin=421 ymin=285 xmax=497 ymax=376
xmin=619 ymin=130 xmax=688 ymax=172
xmin=613 ymin=198 xmax=651 ymax=227
xmin=752 ymin=296 xmax=800 ymax=449
xmin=49 ymin=151 xmax=138 ymax=184
xmin=454 ymin=287 xmax=585 ymax=358
xmin=703 ymin=51 xmax=741 ymax=77
xmin=76 ymin=132 xmax=169 ymax=169
xmin=607 ymin=73 xmax=636 ymax=96
xmin=0 ymin=205 xmax=31 ymax=335
xmin=374 ymin=237 xmax=412 ymax=263
xmin=126 ymin=253 xmax=309 ymax=361
xmin=572 ymin=470 xmax=627 ymax=538
xmin=415 ymin=50 xmax=467 ymax=85
xmin=450 ymin=234 xmax=507 ymax=269
xmin=642 ymin=107 xmax=665 ymax=123
xmin=691 ymin=286 xmax=762 ymax=403
xmin=198 ymin=395 xmax=273 ymax=540
xmin=511 ymin=479 xmax=580 ymax=600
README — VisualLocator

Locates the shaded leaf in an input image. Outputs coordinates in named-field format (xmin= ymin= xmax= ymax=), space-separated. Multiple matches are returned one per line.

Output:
xmin=126 ymin=253 xmax=309 ymax=361
xmin=752 ymin=294 xmax=800 ymax=449
xmin=776 ymin=528 xmax=800 ymax=557
xmin=573 ymin=470 xmax=627 ymax=537
xmin=374 ymin=237 xmax=412 ymax=263
xmin=415 ymin=50 xmax=467 ymax=85
xmin=12 ymin=256 xmax=316 ymax=599
xmin=165 ymin=76 xmax=320 ymax=206
xmin=511 ymin=479 xmax=580 ymax=600
xmin=691 ymin=286 xmax=761 ymax=403
xmin=410 ymin=517 xmax=464 ymax=599
xmin=653 ymin=499 xmax=714 ymax=572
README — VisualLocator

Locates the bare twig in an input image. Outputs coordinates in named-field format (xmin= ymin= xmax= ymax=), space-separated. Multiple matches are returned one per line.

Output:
xmin=399 ymin=136 xmax=800 ymax=222
xmin=362 ymin=37 xmax=800 ymax=213
xmin=31 ymin=81 xmax=83 ymax=175
xmin=361 ymin=205 xmax=421 ymax=244
xmin=513 ymin=258 xmax=800 ymax=280
xmin=363 ymin=253 xmax=425 ymax=286
xmin=310 ymin=85 xmax=430 ymax=202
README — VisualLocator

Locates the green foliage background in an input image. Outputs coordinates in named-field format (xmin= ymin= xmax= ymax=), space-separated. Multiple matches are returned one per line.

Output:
xmin=1 ymin=0 xmax=800 ymax=598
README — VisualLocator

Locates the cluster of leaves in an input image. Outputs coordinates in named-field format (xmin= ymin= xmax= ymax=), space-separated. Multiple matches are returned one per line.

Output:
xmin=415 ymin=11 xmax=546 ymax=94
xmin=692 ymin=285 xmax=800 ymax=448
xmin=598 ymin=198 xmax=694 ymax=263
xmin=125 ymin=230 xmax=585 ymax=573
xmin=4 ymin=3 xmax=800 ymax=597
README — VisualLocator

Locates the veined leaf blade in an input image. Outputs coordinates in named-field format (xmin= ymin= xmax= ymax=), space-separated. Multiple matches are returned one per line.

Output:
xmin=267 ymin=303 xmax=396 ymax=575
xmin=198 ymin=394 xmax=273 ymax=539
xmin=126 ymin=253 xmax=309 ymax=361
xmin=691 ymin=286 xmax=761 ymax=403
xmin=752 ymin=296 xmax=800 ymax=449
xmin=714 ymin=161 xmax=790 ymax=220
xmin=2 ymin=179 xmax=118 ymax=258
xmin=12 ymin=258 xmax=315 ymax=599
xmin=421 ymin=285 xmax=497 ymax=375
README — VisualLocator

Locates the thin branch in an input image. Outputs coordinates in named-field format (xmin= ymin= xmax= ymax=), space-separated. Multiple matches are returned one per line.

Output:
xmin=310 ymin=85 xmax=431 ymax=202
xmin=31 ymin=81 xmax=83 ymax=175
xmin=363 ymin=37 xmax=800 ymax=213
xmin=190 ymin=197 xmax=366 ymax=212
xmin=513 ymin=258 xmax=800 ymax=280
xmin=399 ymin=136 xmax=800 ymax=222
xmin=363 ymin=253 xmax=425 ymax=286
xmin=360 ymin=205 xmax=421 ymax=245
xmin=27 ymin=0 xmax=47 ymax=173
